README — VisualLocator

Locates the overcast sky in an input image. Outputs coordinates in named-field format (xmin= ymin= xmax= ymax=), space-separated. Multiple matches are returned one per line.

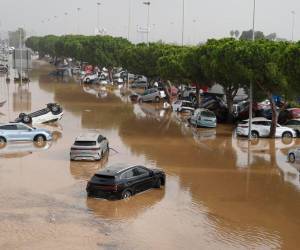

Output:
xmin=0 ymin=0 xmax=299 ymax=44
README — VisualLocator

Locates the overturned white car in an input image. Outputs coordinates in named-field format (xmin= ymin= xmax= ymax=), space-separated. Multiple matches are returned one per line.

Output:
xmin=15 ymin=103 xmax=63 ymax=125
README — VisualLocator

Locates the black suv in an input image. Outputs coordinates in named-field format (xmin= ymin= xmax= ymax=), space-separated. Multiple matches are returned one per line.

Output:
xmin=86 ymin=164 xmax=166 ymax=200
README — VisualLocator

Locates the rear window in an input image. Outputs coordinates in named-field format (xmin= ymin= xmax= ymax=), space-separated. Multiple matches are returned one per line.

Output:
xmin=95 ymin=174 xmax=115 ymax=179
xmin=74 ymin=141 xmax=96 ymax=146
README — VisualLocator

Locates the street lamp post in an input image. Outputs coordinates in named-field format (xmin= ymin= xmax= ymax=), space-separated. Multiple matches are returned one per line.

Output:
xmin=248 ymin=0 xmax=256 ymax=141
xmin=77 ymin=8 xmax=81 ymax=34
xmin=64 ymin=12 xmax=68 ymax=35
xmin=182 ymin=0 xmax=185 ymax=46
xmin=128 ymin=0 xmax=131 ymax=40
xmin=291 ymin=11 xmax=296 ymax=42
xmin=143 ymin=2 xmax=151 ymax=45
xmin=97 ymin=2 xmax=101 ymax=34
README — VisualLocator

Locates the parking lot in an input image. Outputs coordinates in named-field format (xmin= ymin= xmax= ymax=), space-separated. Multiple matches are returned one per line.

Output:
xmin=0 ymin=60 xmax=300 ymax=249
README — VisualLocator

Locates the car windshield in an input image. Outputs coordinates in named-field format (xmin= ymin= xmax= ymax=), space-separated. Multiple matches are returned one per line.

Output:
xmin=201 ymin=111 xmax=215 ymax=118
xmin=74 ymin=141 xmax=96 ymax=146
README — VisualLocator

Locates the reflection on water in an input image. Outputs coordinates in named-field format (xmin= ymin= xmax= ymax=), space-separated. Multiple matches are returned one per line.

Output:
xmin=69 ymin=154 xmax=109 ymax=181
xmin=86 ymin=188 xmax=165 ymax=221
xmin=13 ymin=83 xmax=31 ymax=112
xmin=1 ymin=60 xmax=300 ymax=249
xmin=0 ymin=141 xmax=52 ymax=159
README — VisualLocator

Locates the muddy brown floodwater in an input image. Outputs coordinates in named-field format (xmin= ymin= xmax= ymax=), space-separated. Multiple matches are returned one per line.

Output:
xmin=0 ymin=60 xmax=300 ymax=250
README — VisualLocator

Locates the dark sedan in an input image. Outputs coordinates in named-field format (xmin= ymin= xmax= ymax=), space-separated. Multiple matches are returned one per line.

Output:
xmin=86 ymin=164 xmax=166 ymax=200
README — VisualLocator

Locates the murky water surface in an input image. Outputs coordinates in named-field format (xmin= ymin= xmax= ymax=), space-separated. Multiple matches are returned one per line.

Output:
xmin=0 ymin=61 xmax=300 ymax=249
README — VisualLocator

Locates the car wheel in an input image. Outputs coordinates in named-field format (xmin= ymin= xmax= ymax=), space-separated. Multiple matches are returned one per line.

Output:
xmin=155 ymin=96 xmax=160 ymax=103
xmin=22 ymin=115 xmax=32 ymax=124
xmin=86 ymin=78 xmax=90 ymax=83
xmin=251 ymin=131 xmax=259 ymax=138
xmin=0 ymin=136 xmax=7 ymax=149
xmin=282 ymin=132 xmax=293 ymax=139
xmin=154 ymin=178 xmax=161 ymax=188
xmin=34 ymin=134 xmax=46 ymax=143
xmin=138 ymin=98 xmax=143 ymax=103
xmin=289 ymin=153 xmax=296 ymax=163
xmin=51 ymin=104 xmax=62 ymax=115
xmin=19 ymin=112 xmax=26 ymax=118
xmin=121 ymin=190 xmax=132 ymax=199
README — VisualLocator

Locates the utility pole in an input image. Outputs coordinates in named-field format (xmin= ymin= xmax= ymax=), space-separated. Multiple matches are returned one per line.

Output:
xmin=248 ymin=0 xmax=256 ymax=141
xmin=291 ymin=11 xmax=296 ymax=42
xmin=77 ymin=8 xmax=81 ymax=34
xmin=128 ymin=0 xmax=131 ymax=40
xmin=181 ymin=0 xmax=185 ymax=46
xmin=97 ymin=2 xmax=101 ymax=34
xmin=64 ymin=12 xmax=68 ymax=35
xmin=143 ymin=2 xmax=151 ymax=45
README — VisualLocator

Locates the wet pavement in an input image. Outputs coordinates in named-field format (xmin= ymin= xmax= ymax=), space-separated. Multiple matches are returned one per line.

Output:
xmin=0 ymin=60 xmax=300 ymax=249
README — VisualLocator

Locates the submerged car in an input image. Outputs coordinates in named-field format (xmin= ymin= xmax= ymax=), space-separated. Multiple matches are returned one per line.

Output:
xmin=15 ymin=103 xmax=63 ymax=125
xmin=86 ymin=164 xmax=166 ymax=200
xmin=0 ymin=123 xmax=52 ymax=146
xmin=138 ymin=88 xmax=165 ymax=103
xmin=172 ymin=100 xmax=195 ymax=113
xmin=236 ymin=117 xmax=297 ymax=138
xmin=82 ymin=73 xmax=98 ymax=83
xmin=285 ymin=119 xmax=300 ymax=137
xmin=70 ymin=133 xmax=109 ymax=161
xmin=190 ymin=108 xmax=217 ymax=128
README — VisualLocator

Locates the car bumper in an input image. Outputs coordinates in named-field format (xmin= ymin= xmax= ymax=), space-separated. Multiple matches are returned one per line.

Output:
xmin=70 ymin=152 xmax=101 ymax=161
xmin=86 ymin=186 xmax=120 ymax=200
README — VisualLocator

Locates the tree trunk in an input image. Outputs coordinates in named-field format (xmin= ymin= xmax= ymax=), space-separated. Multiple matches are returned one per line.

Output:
xmin=225 ymin=87 xmax=238 ymax=123
xmin=269 ymin=94 xmax=277 ymax=138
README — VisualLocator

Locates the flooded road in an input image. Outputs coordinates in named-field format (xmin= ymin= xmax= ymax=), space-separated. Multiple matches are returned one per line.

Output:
xmin=0 ymin=60 xmax=300 ymax=249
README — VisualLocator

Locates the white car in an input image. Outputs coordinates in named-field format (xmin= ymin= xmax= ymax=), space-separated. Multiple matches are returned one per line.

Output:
xmin=236 ymin=117 xmax=296 ymax=138
xmin=83 ymin=73 xmax=98 ymax=83
xmin=15 ymin=103 xmax=63 ymax=125
xmin=70 ymin=133 xmax=109 ymax=161
xmin=172 ymin=100 xmax=195 ymax=113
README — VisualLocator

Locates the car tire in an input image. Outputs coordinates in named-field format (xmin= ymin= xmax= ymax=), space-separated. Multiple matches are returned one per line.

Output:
xmin=282 ymin=132 xmax=293 ymax=139
xmin=121 ymin=189 xmax=132 ymax=199
xmin=85 ymin=78 xmax=90 ymax=83
xmin=154 ymin=178 xmax=161 ymax=188
xmin=251 ymin=131 xmax=259 ymax=138
xmin=288 ymin=153 xmax=296 ymax=163
xmin=155 ymin=96 xmax=160 ymax=103
xmin=138 ymin=98 xmax=143 ymax=103
xmin=50 ymin=104 xmax=62 ymax=115
xmin=0 ymin=136 xmax=6 ymax=149
xmin=22 ymin=115 xmax=32 ymax=124
xmin=34 ymin=134 xmax=46 ymax=143
xmin=19 ymin=112 xmax=26 ymax=118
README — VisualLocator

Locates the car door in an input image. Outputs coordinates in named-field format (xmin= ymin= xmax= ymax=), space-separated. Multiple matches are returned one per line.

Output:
xmin=132 ymin=167 xmax=154 ymax=192
xmin=16 ymin=124 xmax=32 ymax=141
xmin=259 ymin=121 xmax=271 ymax=137
xmin=0 ymin=124 xmax=18 ymax=140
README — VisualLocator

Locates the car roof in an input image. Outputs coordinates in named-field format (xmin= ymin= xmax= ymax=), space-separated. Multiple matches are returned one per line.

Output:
xmin=97 ymin=163 xmax=142 ymax=176
xmin=75 ymin=133 xmax=102 ymax=141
